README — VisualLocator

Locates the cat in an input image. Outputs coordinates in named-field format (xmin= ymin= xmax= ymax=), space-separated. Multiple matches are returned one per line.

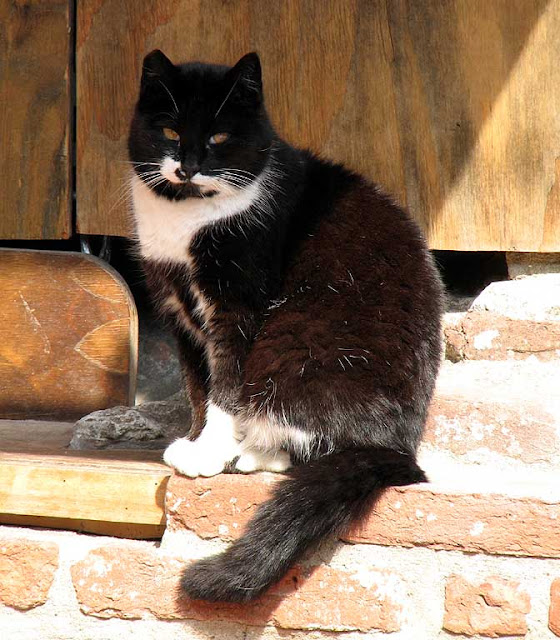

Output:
xmin=128 ymin=50 xmax=443 ymax=603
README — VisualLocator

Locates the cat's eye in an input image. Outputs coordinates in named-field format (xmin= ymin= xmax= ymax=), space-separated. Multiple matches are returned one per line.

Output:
xmin=209 ymin=132 xmax=230 ymax=145
xmin=163 ymin=127 xmax=180 ymax=141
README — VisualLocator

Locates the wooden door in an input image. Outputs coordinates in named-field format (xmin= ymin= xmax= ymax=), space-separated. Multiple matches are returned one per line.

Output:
xmin=77 ymin=0 xmax=560 ymax=251
xmin=0 ymin=0 xmax=71 ymax=239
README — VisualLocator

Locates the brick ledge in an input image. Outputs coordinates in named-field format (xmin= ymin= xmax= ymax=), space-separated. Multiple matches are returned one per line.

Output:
xmin=166 ymin=472 xmax=560 ymax=559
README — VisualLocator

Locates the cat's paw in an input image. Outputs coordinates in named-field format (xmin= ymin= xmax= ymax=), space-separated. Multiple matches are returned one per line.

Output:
xmin=235 ymin=449 xmax=291 ymax=473
xmin=163 ymin=403 xmax=241 ymax=477
xmin=163 ymin=437 xmax=235 ymax=477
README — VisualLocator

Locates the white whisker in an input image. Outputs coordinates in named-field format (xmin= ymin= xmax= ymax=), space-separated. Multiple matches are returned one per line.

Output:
xmin=158 ymin=80 xmax=179 ymax=115
xmin=214 ymin=74 xmax=242 ymax=119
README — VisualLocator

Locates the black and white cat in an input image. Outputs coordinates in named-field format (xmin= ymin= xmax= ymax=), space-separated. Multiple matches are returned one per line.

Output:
xmin=128 ymin=50 xmax=443 ymax=603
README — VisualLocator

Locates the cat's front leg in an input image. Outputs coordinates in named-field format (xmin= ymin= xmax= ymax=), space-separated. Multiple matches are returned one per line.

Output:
xmin=164 ymin=312 xmax=250 ymax=477
xmin=235 ymin=448 xmax=292 ymax=473
xmin=164 ymin=408 xmax=293 ymax=476
xmin=164 ymin=329 xmax=241 ymax=476
xmin=175 ymin=333 xmax=210 ymax=440
xmin=165 ymin=310 xmax=279 ymax=477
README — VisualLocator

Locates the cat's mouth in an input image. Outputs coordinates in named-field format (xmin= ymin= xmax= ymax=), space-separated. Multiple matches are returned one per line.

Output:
xmin=156 ymin=159 xmax=220 ymax=198
xmin=170 ymin=180 xmax=218 ymax=199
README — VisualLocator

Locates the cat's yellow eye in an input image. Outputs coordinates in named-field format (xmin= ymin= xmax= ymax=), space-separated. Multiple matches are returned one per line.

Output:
xmin=163 ymin=127 xmax=180 ymax=141
xmin=209 ymin=132 xmax=230 ymax=145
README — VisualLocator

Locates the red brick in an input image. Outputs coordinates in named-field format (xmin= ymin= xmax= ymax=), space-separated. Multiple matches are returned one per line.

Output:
xmin=165 ymin=472 xmax=276 ymax=540
xmin=345 ymin=484 xmax=560 ymax=558
xmin=272 ymin=565 xmax=403 ymax=632
xmin=443 ymin=575 xmax=530 ymax=637
xmin=425 ymin=360 xmax=560 ymax=465
xmin=425 ymin=396 xmax=557 ymax=465
xmin=443 ymin=310 xmax=560 ymax=361
xmin=71 ymin=544 xmax=403 ymax=631
xmin=167 ymin=473 xmax=560 ymax=559
xmin=550 ymin=579 xmax=560 ymax=636
xmin=71 ymin=544 xmax=182 ymax=621
xmin=0 ymin=538 xmax=59 ymax=610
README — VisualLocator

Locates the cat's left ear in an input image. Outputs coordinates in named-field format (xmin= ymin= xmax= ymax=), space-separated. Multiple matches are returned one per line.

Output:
xmin=226 ymin=52 xmax=263 ymax=106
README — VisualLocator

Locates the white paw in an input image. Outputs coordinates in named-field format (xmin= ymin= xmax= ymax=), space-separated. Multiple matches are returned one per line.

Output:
xmin=235 ymin=449 xmax=291 ymax=473
xmin=163 ymin=437 xmax=234 ymax=477
xmin=163 ymin=404 xmax=241 ymax=478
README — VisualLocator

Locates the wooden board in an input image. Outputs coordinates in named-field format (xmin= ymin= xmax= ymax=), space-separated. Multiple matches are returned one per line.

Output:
xmin=76 ymin=0 xmax=560 ymax=251
xmin=0 ymin=514 xmax=164 ymax=540
xmin=0 ymin=0 xmax=71 ymax=239
xmin=0 ymin=449 xmax=169 ymax=538
xmin=0 ymin=420 xmax=168 ymax=538
xmin=0 ymin=419 xmax=74 ymax=453
xmin=0 ymin=249 xmax=137 ymax=419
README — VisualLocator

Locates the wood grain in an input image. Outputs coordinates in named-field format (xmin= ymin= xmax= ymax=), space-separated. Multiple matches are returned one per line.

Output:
xmin=0 ymin=449 xmax=169 ymax=535
xmin=0 ymin=0 xmax=71 ymax=239
xmin=76 ymin=0 xmax=560 ymax=251
xmin=0 ymin=249 xmax=137 ymax=419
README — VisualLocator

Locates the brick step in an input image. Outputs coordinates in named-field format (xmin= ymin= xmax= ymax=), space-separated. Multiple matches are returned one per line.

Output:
xmin=4 ymin=472 xmax=557 ymax=638
xmin=4 ymin=472 xmax=558 ymax=638
xmin=165 ymin=472 xmax=560 ymax=559
xmin=423 ymin=359 xmax=560 ymax=472
xmin=443 ymin=274 xmax=560 ymax=362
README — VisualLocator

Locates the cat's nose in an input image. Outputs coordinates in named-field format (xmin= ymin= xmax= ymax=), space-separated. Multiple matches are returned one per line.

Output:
xmin=176 ymin=164 xmax=200 ymax=180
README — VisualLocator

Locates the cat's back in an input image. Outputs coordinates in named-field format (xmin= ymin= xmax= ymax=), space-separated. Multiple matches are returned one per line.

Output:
xmin=244 ymin=151 xmax=443 ymax=418
xmin=281 ymin=151 xmax=443 ymax=324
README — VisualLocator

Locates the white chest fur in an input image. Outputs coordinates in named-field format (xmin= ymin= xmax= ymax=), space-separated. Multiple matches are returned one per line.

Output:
xmin=131 ymin=174 xmax=263 ymax=264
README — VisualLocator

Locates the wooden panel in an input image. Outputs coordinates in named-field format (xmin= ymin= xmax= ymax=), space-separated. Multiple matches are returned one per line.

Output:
xmin=385 ymin=0 xmax=560 ymax=251
xmin=0 ymin=449 xmax=169 ymax=536
xmin=0 ymin=249 xmax=137 ymax=419
xmin=0 ymin=0 xmax=71 ymax=239
xmin=77 ymin=0 xmax=560 ymax=251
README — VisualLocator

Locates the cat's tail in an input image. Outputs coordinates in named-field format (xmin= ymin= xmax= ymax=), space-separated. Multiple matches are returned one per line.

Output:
xmin=180 ymin=447 xmax=426 ymax=602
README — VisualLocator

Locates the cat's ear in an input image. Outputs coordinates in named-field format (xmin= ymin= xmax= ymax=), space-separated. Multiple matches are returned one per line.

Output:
xmin=140 ymin=50 xmax=176 ymax=92
xmin=225 ymin=52 xmax=263 ymax=106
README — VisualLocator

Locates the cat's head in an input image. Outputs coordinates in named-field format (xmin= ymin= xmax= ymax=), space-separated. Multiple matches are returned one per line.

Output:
xmin=128 ymin=51 xmax=274 ymax=201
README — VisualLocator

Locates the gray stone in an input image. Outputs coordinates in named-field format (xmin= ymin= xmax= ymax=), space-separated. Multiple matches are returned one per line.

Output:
xmin=445 ymin=294 xmax=475 ymax=313
xmin=69 ymin=392 xmax=191 ymax=450
xmin=135 ymin=320 xmax=182 ymax=404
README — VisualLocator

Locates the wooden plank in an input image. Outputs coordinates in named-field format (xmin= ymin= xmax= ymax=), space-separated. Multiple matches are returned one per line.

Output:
xmin=0 ymin=0 xmax=71 ymax=239
xmin=0 ymin=450 xmax=170 ymax=530
xmin=77 ymin=0 xmax=560 ymax=251
xmin=0 ymin=419 xmax=169 ymax=538
xmin=0 ymin=514 xmax=164 ymax=540
xmin=0 ymin=419 xmax=74 ymax=452
xmin=0 ymin=249 xmax=137 ymax=420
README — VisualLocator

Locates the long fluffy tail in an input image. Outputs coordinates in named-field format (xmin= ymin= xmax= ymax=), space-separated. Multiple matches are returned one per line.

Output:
xmin=181 ymin=447 xmax=426 ymax=602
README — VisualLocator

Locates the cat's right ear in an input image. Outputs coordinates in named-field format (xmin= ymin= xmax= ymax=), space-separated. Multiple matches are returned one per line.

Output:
xmin=140 ymin=50 xmax=176 ymax=92
xmin=224 ymin=52 xmax=263 ymax=107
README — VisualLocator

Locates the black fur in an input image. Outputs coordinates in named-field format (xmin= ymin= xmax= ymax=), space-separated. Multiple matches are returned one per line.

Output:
xmin=129 ymin=50 xmax=444 ymax=603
